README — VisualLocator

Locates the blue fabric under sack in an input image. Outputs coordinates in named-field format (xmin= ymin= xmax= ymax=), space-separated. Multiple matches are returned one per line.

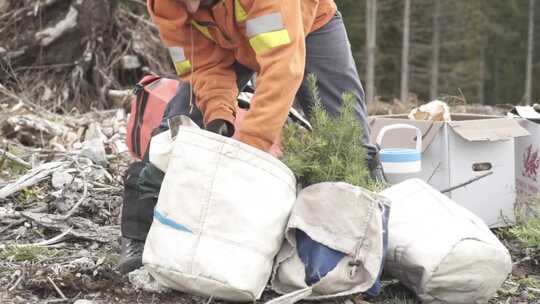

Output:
xmin=296 ymin=203 xmax=390 ymax=296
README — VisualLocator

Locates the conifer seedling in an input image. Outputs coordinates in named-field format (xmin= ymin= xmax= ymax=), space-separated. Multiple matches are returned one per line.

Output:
xmin=282 ymin=75 xmax=379 ymax=191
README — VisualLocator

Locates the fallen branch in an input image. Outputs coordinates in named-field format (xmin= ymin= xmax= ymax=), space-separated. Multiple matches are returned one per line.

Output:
xmin=441 ymin=171 xmax=493 ymax=194
xmin=0 ymin=148 xmax=32 ymax=168
xmin=513 ymin=256 xmax=532 ymax=265
xmin=20 ymin=212 xmax=120 ymax=243
xmin=125 ymin=0 xmax=147 ymax=7
xmin=504 ymin=280 xmax=540 ymax=294
xmin=47 ymin=276 xmax=67 ymax=300
xmin=0 ymin=208 xmax=21 ymax=220
xmin=7 ymin=270 xmax=25 ymax=292
xmin=32 ymin=228 xmax=73 ymax=246
xmin=107 ymin=89 xmax=132 ymax=108
xmin=58 ymin=177 xmax=88 ymax=220
xmin=35 ymin=6 xmax=78 ymax=47
xmin=91 ymin=181 xmax=122 ymax=191
xmin=0 ymin=219 xmax=25 ymax=235
xmin=122 ymin=9 xmax=158 ymax=31
xmin=0 ymin=161 xmax=67 ymax=199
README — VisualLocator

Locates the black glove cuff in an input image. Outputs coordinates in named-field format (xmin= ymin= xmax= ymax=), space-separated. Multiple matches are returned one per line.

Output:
xmin=206 ymin=119 xmax=235 ymax=137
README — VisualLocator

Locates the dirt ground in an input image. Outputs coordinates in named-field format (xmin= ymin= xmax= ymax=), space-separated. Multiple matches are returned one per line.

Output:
xmin=0 ymin=104 xmax=538 ymax=304
xmin=1 ymin=1 xmax=538 ymax=303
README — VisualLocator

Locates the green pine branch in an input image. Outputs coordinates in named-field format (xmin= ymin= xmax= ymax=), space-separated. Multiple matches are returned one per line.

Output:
xmin=282 ymin=75 xmax=376 ymax=190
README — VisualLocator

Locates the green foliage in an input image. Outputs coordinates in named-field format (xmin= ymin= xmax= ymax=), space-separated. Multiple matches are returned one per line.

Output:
xmin=517 ymin=277 xmax=540 ymax=289
xmin=0 ymin=245 xmax=56 ymax=262
xmin=335 ymin=0 xmax=539 ymax=104
xmin=510 ymin=215 xmax=540 ymax=248
xmin=18 ymin=187 xmax=40 ymax=203
xmin=282 ymin=75 xmax=373 ymax=190
xmin=507 ymin=194 xmax=540 ymax=248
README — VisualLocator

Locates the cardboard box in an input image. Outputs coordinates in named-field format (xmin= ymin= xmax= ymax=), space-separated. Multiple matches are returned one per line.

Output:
xmin=510 ymin=107 xmax=540 ymax=198
xmin=370 ymin=114 xmax=529 ymax=227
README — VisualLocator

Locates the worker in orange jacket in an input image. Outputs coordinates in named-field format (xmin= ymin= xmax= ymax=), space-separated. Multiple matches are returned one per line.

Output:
xmin=118 ymin=0 xmax=384 ymax=273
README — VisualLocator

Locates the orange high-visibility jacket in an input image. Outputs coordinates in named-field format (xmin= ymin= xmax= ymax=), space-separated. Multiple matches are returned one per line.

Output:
xmin=147 ymin=0 xmax=337 ymax=152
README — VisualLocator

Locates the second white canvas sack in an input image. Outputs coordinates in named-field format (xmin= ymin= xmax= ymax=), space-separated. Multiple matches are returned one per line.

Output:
xmin=270 ymin=182 xmax=388 ymax=300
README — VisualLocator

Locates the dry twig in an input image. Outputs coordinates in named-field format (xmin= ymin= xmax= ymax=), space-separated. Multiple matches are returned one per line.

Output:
xmin=0 ymin=161 xmax=66 ymax=199
xmin=504 ymin=280 xmax=540 ymax=294
xmin=7 ymin=270 xmax=24 ymax=292
xmin=125 ymin=0 xmax=147 ymax=7
xmin=0 ymin=148 xmax=31 ymax=168
xmin=32 ymin=228 xmax=73 ymax=246
xmin=47 ymin=276 xmax=67 ymax=300
xmin=0 ymin=219 xmax=25 ymax=235
xmin=121 ymin=9 xmax=158 ymax=31
xmin=57 ymin=159 xmax=89 ymax=220
xmin=441 ymin=171 xmax=493 ymax=194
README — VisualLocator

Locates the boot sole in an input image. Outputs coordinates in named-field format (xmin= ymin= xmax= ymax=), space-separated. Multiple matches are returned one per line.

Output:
xmin=116 ymin=256 xmax=143 ymax=274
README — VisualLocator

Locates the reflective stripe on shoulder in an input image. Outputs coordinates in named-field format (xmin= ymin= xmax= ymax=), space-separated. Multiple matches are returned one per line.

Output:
xmin=191 ymin=20 xmax=215 ymax=41
xmin=168 ymin=47 xmax=192 ymax=76
xmin=246 ymin=13 xmax=284 ymax=38
xmin=246 ymin=12 xmax=290 ymax=55
xmin=235 ymin=0 xmax=248 ymax=22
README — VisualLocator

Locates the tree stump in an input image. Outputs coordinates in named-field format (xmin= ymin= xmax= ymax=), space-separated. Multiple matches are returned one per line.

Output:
xmin=0 ymin=0 xmax=172 ymax=112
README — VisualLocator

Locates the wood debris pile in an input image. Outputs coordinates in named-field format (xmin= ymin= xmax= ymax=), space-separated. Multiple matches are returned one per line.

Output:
xmin=0 ymin=101 xmax=138 ymax=303
xmin=0 ymin=0 xmax=173 ymax=112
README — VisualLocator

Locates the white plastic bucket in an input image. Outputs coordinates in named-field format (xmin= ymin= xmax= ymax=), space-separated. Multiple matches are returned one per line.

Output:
xmin=376 ymin=124 xmax=422 ymax=174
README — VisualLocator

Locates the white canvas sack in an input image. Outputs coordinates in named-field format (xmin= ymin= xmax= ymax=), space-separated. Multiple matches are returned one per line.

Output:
xmin=380 ymin=179 xmax=512 ymax=304
xmin=143 ymin=126 xmax=297 ymax=302
xmin=270 ymin=182 xmax=388 ymax=301
xmin=149 ymin=115 xmax=200 ymax=172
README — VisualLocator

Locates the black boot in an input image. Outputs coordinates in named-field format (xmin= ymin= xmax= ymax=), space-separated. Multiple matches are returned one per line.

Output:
xmin=117 ymin=237 xmax=145 ymax=274
xmin=118 ymin=162 xmax=163 ymax=274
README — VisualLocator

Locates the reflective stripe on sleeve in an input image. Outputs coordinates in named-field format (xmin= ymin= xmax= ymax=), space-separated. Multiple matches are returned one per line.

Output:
xmin=191 ymin=20 xmax=215 ymax=41
xmin=249 ymin=29 xmax=291 ymax=55
xmin=174 ymin=60 xmax=192 ymax=76
xmin=246 ymin=12 xmax=290 ymax=54
xmin=169 ymin=47 xmax=192 ymax=76
xmin=235 ymin=0 xmax=248 ymax=22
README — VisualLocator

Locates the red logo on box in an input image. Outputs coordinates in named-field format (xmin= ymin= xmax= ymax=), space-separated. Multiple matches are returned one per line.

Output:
xmin=522 ymin=144 xmax=540 ymax=181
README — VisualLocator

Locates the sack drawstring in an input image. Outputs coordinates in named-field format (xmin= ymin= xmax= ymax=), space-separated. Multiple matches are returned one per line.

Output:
xmin=349 ymin=197 xmax=377 ymax=278
xmin=189 ymin=24 xmax=195 ymax=115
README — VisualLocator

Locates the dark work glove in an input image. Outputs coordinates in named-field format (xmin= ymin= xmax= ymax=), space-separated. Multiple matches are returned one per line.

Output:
xmin=206 ymin=119 xmax=235 ymax=137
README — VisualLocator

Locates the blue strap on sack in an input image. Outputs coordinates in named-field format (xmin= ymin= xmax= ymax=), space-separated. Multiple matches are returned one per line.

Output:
xmin=295 ymin=203 xmax=390 ymax=296
xmin=296 ymin=229 xmax=345 ymax=286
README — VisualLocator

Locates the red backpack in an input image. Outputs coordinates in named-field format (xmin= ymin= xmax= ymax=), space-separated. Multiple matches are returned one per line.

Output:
xmin=126 ymin=75 xmax=304 ymax=159
xmin=126 ymin=75 xmax=180 ymax=159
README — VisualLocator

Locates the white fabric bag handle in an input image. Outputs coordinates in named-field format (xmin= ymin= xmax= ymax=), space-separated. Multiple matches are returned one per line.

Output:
xmin=264 ymin=287 xmax=313 ymax=304
xmin=375 ymin=124 xmax=422 ymax=153
xmin=149 ymin=115 xmax=200 ymax=172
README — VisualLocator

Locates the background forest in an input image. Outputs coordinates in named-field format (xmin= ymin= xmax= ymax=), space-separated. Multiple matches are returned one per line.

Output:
xmin=0 ymin=0 xmax=538 ymax=110
xmin=338 ymin=0 xmax=539 ymax=106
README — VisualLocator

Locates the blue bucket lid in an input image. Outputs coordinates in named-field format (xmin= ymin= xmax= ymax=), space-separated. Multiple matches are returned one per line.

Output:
xmin=380 ymin=148 xmax=421 ymax=163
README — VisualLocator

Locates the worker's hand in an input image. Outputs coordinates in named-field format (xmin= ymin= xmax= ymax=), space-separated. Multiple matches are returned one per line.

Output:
xmin=205 ymin=119 xmax=235 ymax=137
xmin=269 ymin=144 xmax=283 ymax=158
xmin=234 ymin=131 xmax=283 ymax=158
